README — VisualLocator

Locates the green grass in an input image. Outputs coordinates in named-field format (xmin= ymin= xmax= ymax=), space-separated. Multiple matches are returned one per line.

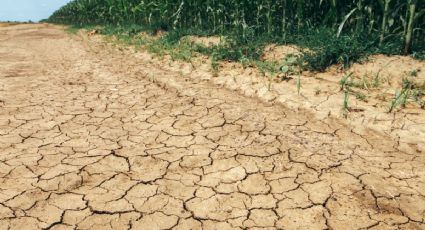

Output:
xmin=412 ymin=51 xmax=425 ymax=61
xmin=64 ymin=26 xmax=81 ymax=34
xmin=389 ymin=78 xmax=425 ymax=112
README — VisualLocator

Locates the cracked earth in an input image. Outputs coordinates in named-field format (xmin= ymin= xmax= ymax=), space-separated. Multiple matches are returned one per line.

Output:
xmin=1 ymin=23 xmax=425 ymax=230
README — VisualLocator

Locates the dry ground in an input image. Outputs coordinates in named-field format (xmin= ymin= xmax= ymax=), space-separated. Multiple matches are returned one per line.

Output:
xmin=0 ymin=22 xmax=19 ymax=28
xmin=185 ymin=44 xmax=425 ymax=150
xmin=1 ymin=23 xmax=425 ymax=230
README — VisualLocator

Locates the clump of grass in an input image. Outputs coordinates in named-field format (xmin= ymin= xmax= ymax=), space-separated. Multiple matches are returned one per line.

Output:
xmin=339 ymin=72 xmax=370 ymax=111
xmin=298 ymin=31 xmax=371 ymax=72
xmin=256 ymin=61 xmax=280 ymax=91
xmin=355 ymin=92 xmax=367 ymax=102
xmin=210 ymin=55 xmax=220 ymax=77
xmin=372 ymin=72 xmax=382 ymax=88
xmin=389 ymin=78 xmax=425 ymax=112
xmin=65 ymin=25 xmax=82 ymax=34
xmin=409 ymin=68 xmax=419 ymax=77
xmin=340 ymin=72 xmax=354 ymax=91
xmin=412 ymin=51 xmax=425 ymax=60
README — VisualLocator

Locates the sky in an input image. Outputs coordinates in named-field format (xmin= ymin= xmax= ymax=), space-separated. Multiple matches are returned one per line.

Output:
xmin=0 ymin=0 xmax=72 ymax=22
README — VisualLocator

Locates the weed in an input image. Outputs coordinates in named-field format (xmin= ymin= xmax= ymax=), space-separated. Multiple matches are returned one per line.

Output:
xmin=389 ymin=90 xmax=407 ymax=112
xmin=389 ymin=78 xmax=425 ymax=112
xmin=256 ymin=61 xmax=280 ymax=91
xmin=351 ymin=73 xmax=381 ymax=90
xmin=412 ymin=51 xmax=425 ymax=60
xmin=354 ymin=91 xmax=367 ymax=102
xmin=299 ymin=31 xmax=371 ymax=71
xmin=356 ymin=74 xmax=371 ymax=90
xmin=340 ymin=73 xmax=352 ymax=112
xmin=409 ymin=69 xmax=419 ymax=77
xmin=278 ymin=55 xmax=303 ymax=94
xmin=340 ymin=72 xmax=354 ymax=91
xmin=296 ymin=75 xmax=302 ymax=96
xmin=211 ymin=57 xmax=220 ymax=71
xmin=338 ymin=72 xmax=369 ymax=109
xmin=65 ymin=26 xmax=81 ymax=34
xmin=372 ymin=72 xmax=382 ymax=88
xmin=280 ymin=55 xmax=301 ymax=77
xmin=170 ymin=44 xmax=193 ymax=62
xmin=343 ymin=90 xmax=350 ymax=112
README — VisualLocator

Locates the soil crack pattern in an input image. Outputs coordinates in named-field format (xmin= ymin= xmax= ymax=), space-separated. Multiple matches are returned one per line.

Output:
xmin=0 ymin=24 xmax=424 ymax=230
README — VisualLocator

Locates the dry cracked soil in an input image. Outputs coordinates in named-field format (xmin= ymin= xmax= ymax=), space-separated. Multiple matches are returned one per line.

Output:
xmin=0 ymin=23 xmax=425 ymax=230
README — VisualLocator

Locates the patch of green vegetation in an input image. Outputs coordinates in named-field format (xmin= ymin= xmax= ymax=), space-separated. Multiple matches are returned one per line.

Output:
xmin=412 ymin=51 xmax=425 ymax=60
xmin=48 ymin=0 xmax=425 ymax=74
xmin=65 ymin=25 xmax=83 ymax=34
xmin=297 ymin=31 xmax=371 ymax=71
xmin=408 ymin=68 xmax=419 ymax=77
xmin=389 ymin=78 xmax=425 ymax=112
xmin=343 ymin=90 xmax=350 ymax=112
xmin=339 ymin=72 xmax=370 ymax=111
xmin=59 ymin=21 xmax=424 ymax=75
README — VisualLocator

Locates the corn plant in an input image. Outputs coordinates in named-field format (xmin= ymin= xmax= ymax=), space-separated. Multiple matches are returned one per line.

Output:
xmin=48 ymin=0 xmax=425 ymax=59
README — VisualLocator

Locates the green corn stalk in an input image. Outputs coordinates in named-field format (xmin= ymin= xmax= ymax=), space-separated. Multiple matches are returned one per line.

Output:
xmin=404 ymin=0 xmax=417 ymax=54
xmin=380 ymin=0 xmax=391 ymax=45
xmin=48 ymin=0 xmax=424 ymax=58
xmin=266 ymin=0 xmax=273 ymax=34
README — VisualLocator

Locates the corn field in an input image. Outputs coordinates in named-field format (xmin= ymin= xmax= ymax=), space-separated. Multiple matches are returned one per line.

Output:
xmin=49 ymin=0 xmax=424 ymax=54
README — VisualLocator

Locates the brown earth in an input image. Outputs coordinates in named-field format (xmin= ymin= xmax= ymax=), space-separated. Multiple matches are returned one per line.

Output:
xmin=0 ymin=22 xmax=19 ymax=28
xmin=188 ymin=46 xmax=425 ymax=151
xmin=261 ymin=44 xmax=304 ymax=62
xmin=1 ymin=23 xmax=425 ymax=230
xmin=181 ymin=36 xmax=224 ymax=48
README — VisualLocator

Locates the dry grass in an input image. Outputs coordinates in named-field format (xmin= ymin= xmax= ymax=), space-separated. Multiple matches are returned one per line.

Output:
xmin=181 ymin=36 xmax=224 ymax=47
xmin=0 ymin=22 xmax=20 ymax=28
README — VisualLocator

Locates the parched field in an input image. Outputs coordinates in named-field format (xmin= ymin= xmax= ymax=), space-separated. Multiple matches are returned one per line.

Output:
xmin=1 ymin=23 xmax=425 ymax=229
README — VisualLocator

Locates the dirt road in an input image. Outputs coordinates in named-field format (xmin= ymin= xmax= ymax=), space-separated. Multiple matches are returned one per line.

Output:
xmin=0 ymin=24 xmax=424 ymax=230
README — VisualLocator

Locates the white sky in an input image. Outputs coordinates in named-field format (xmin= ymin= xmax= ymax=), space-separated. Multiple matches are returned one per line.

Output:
xmin=0 ymin=0 xmax=72 ymax=22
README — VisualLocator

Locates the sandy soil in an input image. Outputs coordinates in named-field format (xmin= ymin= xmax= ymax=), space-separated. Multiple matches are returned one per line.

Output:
xmin=0 ymin=23 xmax=14 ymax=28
xmin=261 ymin=44 xmax=304 ymax=62
xmin=1 ymin=23 xmax=425 ymax=229
xmin=0 ymin=22 xmax=31 ymax=28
